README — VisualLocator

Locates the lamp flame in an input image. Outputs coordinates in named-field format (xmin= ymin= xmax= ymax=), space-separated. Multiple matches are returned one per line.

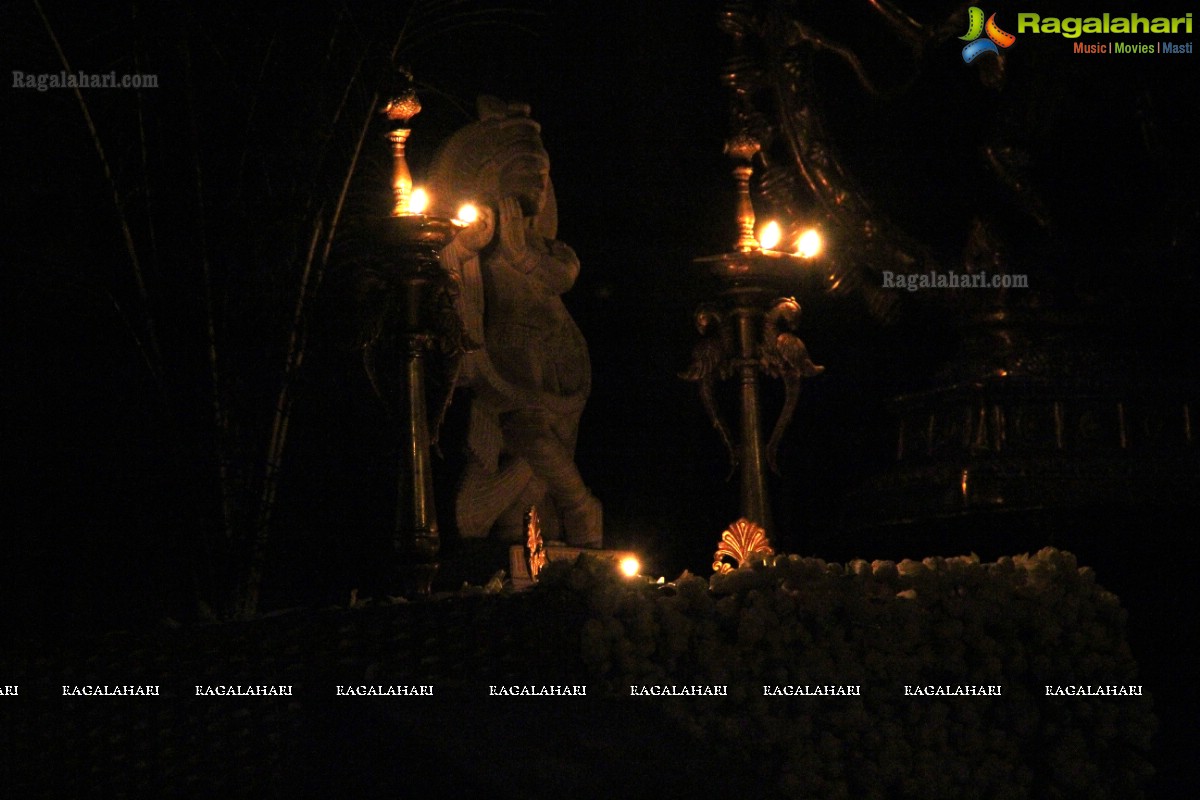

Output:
xmin=406 ymin=187 xmax=429 ymax=215
xmin=795 ymin=228 xmax=822 ymax=259
xmin=619 ymin=557 xmax=640 ymax=578
xmin=456 ymin=203 xmax=479 ymax=224
xmin=759 ymin=220 xmax=782 ymax=251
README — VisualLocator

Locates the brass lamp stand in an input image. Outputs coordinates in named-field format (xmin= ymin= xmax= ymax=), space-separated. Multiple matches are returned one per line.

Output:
xmin=372 ymin=77 xmax=464 ymax=595
xmin=686 ymin=134 xmax=824 ymax=538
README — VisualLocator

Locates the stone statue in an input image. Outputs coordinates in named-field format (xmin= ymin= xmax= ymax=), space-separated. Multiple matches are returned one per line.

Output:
xmin=428 ymin=96 xmax=602 ymax=547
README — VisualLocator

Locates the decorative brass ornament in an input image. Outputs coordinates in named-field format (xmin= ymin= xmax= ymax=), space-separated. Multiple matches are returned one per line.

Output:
xmin=682 ymin=286 xmax=824 ymax=530
xmin=724 ymin=133 xmax=762 ymax=252
xmin=680 ymin=305 xmax=737 ymax=478
xmin=760 ymin=297 xmax=824 ymax=474
xmin=525 ymin=506 xmax=546 ymax=582
xmin=381 ymin=70 xmax=423 ymax=217
xmin=382 ymin=89 xmax=422 ymax=125
xmin=713 ymin=518 xmax=773 ymax=573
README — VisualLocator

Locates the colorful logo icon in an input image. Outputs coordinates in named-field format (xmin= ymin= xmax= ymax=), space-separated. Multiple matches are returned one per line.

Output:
xmin=960 ymin=7 xmax=1016 ymax=62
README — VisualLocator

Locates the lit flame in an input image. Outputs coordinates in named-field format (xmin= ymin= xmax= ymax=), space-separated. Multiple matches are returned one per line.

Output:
xmin=759 ymin=220 xmax=782 ymax=251
xmin=455 ymin=202 xmax=479 ymax=225
xmin=407 ymin=187 xmax=429 ymax=215
xmin=795 ymin=228 xmax=822 ymax=259
xmin=618 ymin=557 xmax=640 ymax=578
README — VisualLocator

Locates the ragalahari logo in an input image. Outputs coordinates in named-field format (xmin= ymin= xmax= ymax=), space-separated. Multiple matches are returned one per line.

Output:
xmin=960 ymin=7 xmax=1017 ymax=62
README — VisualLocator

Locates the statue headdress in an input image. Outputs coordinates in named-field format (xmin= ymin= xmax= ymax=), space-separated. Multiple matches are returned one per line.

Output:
xmin=426 ymin=96 xmax=557 ymax=238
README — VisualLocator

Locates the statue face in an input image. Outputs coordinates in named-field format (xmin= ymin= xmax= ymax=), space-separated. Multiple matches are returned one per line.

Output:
xmin=498 ymin=153 xmax=550 ymax=217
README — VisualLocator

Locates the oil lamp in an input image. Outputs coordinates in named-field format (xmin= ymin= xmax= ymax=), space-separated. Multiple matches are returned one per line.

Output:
xmin=686 ymin=131 xmax=825 ymax=538
xmin=370 ymin=71 xmax=469 ymax=595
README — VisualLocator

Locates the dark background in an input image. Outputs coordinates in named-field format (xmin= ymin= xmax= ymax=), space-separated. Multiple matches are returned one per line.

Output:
xmin=3 ymin=0 xmax=1199 ymax=794
xmin=4 ymin=0 xmax=1198 ymax=690
xmin=3 ymin=0 xmax=754 ymax=621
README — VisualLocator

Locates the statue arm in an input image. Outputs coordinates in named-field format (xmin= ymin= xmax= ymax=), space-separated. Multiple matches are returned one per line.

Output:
xmin=529 ymin=238 xmax=579 ymax=294
xmin=495 ymin=196 xmax=579 ymax=294
xmin=494 ymin=239 xmax=579 ymax=294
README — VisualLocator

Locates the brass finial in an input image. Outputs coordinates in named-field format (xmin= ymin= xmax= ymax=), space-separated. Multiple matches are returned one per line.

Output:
xmin=383 ymin=90 xmax=422 ymax=126
xmin=382 ymin=71 xmax=422 ymax=216
xmin=725 ymin=133 xmax=761 ymax=251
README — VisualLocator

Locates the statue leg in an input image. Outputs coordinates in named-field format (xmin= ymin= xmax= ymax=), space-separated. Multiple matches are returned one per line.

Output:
xmin=501 ymin=409 xmax=603 ymax=547
xmin=456 ymin=456 xmax=534 ymax=538
xmin=493 ymin=474 xmax=552 ymax=543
